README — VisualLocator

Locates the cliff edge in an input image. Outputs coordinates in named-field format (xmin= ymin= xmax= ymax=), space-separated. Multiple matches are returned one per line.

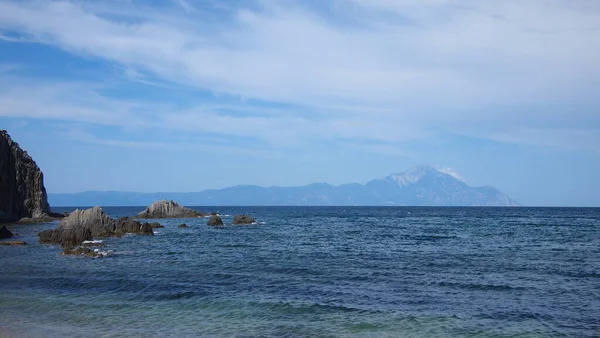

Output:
xmin=0 ymin=130 xmax=52 ymax=222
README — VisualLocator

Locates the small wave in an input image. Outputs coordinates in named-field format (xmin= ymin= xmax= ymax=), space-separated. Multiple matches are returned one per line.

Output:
xmin=82 ymin=240 xmax=103 ymax=244
xmin=438 ymin=281 xmax=524 ymax=291
xmin=92 ymin=249 xmax=112 ymax=257
xmin=259 ymin=221 xmax=266 ymax=224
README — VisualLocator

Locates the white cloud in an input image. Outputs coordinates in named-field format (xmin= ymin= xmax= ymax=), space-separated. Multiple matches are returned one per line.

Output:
xmin=0 ymin=0 xmax=598 ymax=152
xmin=436 ymin=166 xmax=467 ymax=182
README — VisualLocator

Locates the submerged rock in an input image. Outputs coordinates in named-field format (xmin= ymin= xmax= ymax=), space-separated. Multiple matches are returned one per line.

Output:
xmin=38 ymin=207 xmax=153 ymax=247
xmin=0 ymin=240 xmax=27 ymax=246
xmin=178 ymin=223 xmax=189 ymax=228
xmin=207 ymin=215 xmax=224 ymax=226
xmin=232 ymin=215 xmax=256 ymax=225
xmin=0 ymin=130 xmax=57 ymax=222
xmin=62 ymin=247 xmax=104 ymax=258
xmin=133 ymin=200 xmax=203 ymax=219
xmin=0 ymin=225 xmax=14 ymax=239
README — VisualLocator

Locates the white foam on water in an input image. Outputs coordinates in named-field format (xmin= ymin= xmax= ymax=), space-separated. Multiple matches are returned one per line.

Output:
xmin=259 ymin=222 xmax=266 ymax=225
xmin=82 ymin=240 xmax=103 ymax=244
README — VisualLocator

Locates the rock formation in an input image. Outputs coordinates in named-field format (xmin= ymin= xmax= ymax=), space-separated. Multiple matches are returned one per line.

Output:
xmin=133 ymin=200 xmax=204 ymax=219
xmin=149 ymin=222 xmax=164 ymax=228
xmin=62 ymin=247 xmax=104 ymax=257
xmin=178 ymin=223 xmax=189 ymax=228
xmin=0 ymin=130 xmax=58 ymax=222
xmin=233 ymin=215 xmax=255 ymax=225
xmin=0 ymin=225 xmax=14 ymax=239
xmin=39 ymin=207 xmax=153 ymax=247
xmin=207 ymin=215 xmax=224 ymax=226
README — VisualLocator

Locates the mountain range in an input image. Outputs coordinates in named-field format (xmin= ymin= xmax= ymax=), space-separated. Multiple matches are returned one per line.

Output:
xmin=48 ymin=166 xmax=519 ymax=207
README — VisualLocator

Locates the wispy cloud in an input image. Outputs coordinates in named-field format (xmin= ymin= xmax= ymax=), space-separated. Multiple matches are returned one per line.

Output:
xmin=0 ymin=0 xmax=598 ymax=153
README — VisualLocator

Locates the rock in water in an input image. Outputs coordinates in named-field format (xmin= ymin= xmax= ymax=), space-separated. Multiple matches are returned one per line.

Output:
xmin=149 ymin=222 xmax=164 ymax=228
xmin=60 ymin=207 xmax=114 ymax=238
xmin=178 ymin=223 xmax=189 ymax=228
xmin=62 ymin=247 xmax=103 ymax=258
xmin=207 ymin=215 xmax=224 ymax=226
xmin=0 ymin=240 xmax=27 ymax=246
xmin=133 ymin=200 xmax=203 ymax=219
xmin=113 ymin=217 xmax=154 ymax=236
xmin=0 ymin=225 xmax=14 ymax=239
xmin=232 ymin=215 xmax=256 ymax=225
xmin=0 ymin=130 xmax=53 ymax=222
xmin=38 ymin=207 xmax=153 ymax=247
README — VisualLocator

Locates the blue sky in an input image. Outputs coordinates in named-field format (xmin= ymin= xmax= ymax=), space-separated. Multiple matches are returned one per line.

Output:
xmin=0 ymin=0 xmax=599 ymax=206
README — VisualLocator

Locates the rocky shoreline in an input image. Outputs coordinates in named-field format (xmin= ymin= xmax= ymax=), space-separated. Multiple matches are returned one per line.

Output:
xmin=1 ymin=130 xmax=259 ymax=256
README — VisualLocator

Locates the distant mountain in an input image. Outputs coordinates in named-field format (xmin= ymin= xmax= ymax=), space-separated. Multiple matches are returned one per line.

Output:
xmin=48 ymin=166 xmax=520 ymax=207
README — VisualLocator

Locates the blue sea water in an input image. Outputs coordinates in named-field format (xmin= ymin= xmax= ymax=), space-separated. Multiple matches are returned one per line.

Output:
xmin=1 ymin=207 xmax=599 ymax=337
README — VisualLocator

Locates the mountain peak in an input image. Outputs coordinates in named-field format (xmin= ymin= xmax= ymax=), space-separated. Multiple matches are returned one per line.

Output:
xmin=387 ymin=165 xmax=445 ymax=186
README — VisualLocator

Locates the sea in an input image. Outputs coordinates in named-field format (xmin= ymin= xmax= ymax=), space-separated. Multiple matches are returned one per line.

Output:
xmin=1 ymin=207 xmax=599 ymax=337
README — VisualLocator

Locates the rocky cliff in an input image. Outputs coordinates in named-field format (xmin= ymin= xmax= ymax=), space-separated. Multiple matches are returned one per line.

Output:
xmin=0 ymin=130 xmax=52 ymax=222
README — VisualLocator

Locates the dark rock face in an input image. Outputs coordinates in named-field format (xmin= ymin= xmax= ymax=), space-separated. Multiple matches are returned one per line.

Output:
xmin=0 ymin=240 xmax=27 ymax=246
xmin=207 ymin=215 xmax=224 ymax=226
xmin=149 ymin=222 xmax=164 ymax=228
xmin=0 ymin=130 xmax=52 ymax=222
xmin=38 ymin=207 xmax=153 ymax=247
xmin=232 ymin=215 xmax=255 ymax=225
xmin=178 ymin=223 xmax=189 ymax=228
xmin=133 ymin=200 xmax=203 ymax=219
xmin=113 ymin=217 xmax=154 ymax=236
xmin=0 ymin=225 xmax=14 ymax=239
xmin=39 ymin=227 xmax=93 ymax=248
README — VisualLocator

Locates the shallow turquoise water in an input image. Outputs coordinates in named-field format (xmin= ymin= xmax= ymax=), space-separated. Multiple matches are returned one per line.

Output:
xmin=1 ymin=207 xmax=599 ymax=337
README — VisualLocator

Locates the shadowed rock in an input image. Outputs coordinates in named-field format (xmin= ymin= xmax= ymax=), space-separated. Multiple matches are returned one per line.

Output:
xmin=232 ymin=215 xmax=256 ymax=225
xmin=39 ymin=227 xmax=93 ymax=248
xmin=149 ymin=222 xmax=164 ymax=228
xmin=113 ymin=217 xmax=154 ymax=236
xmin=178 ymin=223 xmax=189 ymax=228
xmin=38 ymin=207 xmax=153 ymax=247
xmin=0 ymin=130 xmax=63 ymax=223
xmin=133 ymin=200 xmax=204 ymax=219
xmin=0 ymin=240 xmax=27 ymax=246
xmin=207 ymin=215 xmax=224 ymax=226
xmin=0 ymin=225 xmax=13 ymax=239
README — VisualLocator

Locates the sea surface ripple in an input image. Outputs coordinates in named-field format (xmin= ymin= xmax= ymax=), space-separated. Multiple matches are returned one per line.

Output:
xmin=1 ymin=207 xmax=599 ymax=337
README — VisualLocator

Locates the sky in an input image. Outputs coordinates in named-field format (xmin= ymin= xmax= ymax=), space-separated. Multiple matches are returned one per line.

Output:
xmin=0 ymin=0 xmax=599 ymax=206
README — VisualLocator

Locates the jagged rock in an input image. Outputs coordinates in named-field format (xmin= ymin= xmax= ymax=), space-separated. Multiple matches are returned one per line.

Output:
xmin=178 ymin=223 xmax=189 ymax=228
xmin=0 ymin=130 xmax=53 ymax=222
xmin=207 ymin=215 xmax=224 ymax=226
xmin=62 ymin=247 xmax=103 ymax=258
xmin=0 ymin=225 xmax=14 ymax=239
xmin=0 ymin=240 xmax=27 ymax=246
xmin=232 ymin=215 xmax=255 ymax=225
xmin=38 ymin=207 xmax=153 ymax=247
xmin=133 ymin=200 xmax=204 ymax=219
xmin=60 ymin=207 xmax=114 ymax=238
xmin=148 ymin=222 xmax=164 ymax=228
